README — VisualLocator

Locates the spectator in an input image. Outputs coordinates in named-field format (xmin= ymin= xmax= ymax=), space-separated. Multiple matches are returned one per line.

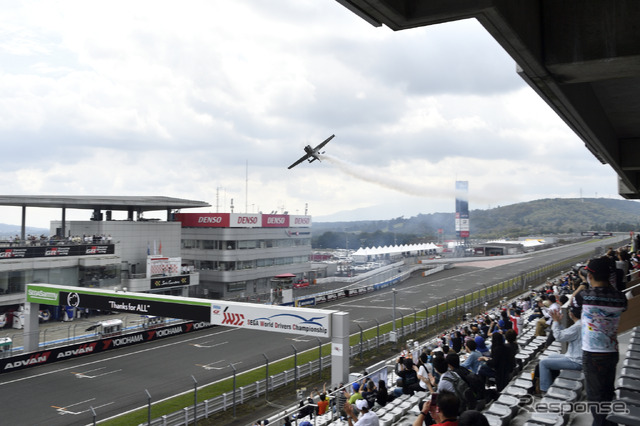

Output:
xmin=316 ymin=383 xmax=329 ymax=416
xmin=474 ymin=336 xmax=490 ymax=356
xmin=458 ymin=410 xmax=489 ymax=426
xmin=478 ymin=332 xmax=513 ymax=392
xmin=413 ymin=391 xmax=459 ymax=426
xmin=426 ymin=356 xmax=455 ymax=395
xmin=417 ymin=353 xmax=432 ymax=392
xmin=376 ymin=380 xmax=393 ymax=407
xmin=345 ymin=399 xmax=379 ymax=426
xmin=347 ymin=382 xmax=363 ymax=405
xmin=461 ymin=339 xmax=481 ymax=374
xmin=361 ymin=380 xmax=378 ymax=410
xmin=538 ymin=306 xmax=582 ymax=393
xmin=396 ymin=357 xmax=422 ymax=395
xmin=573 ymin=257 xmax=627 ymax=426
xmin=450 ymin=331 xmax=463 ymax=353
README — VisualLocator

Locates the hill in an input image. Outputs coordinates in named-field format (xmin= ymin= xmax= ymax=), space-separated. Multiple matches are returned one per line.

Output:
xmin=312 ymin=198 xmax=640 ymax=248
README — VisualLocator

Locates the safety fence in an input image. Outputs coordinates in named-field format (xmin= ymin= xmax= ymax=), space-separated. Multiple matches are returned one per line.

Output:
xmin=135 ymin=253 xmax=587 ymax=426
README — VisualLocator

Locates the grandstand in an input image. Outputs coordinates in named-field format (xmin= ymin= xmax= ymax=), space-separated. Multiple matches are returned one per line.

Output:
xmin=256 ymin=268 xmax=640 ymax=426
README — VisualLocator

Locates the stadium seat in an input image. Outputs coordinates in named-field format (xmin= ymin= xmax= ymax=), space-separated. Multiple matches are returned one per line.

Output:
xmin=502 ymin=384 xmax=529 ymax=399
xmin=551 ymin=377 xmax=583 ymax=393
xmin=558 ymin=369 xmax=584 ymax=381
xmin=618 ymin=377 xmax=640 ymax=392
xmin=483 ymin=412 xmax=505 ymax=426
xmin=616 ymin=388 xmax=640 ymax=407
xmin=495 ymin=394 xmax=521 ymax=417
xmin=484 ymin=402 xmax=512 ymax=425
xmin=621 ymin=367 xmax=640 ymax=381
xmin=526 ymin=412 xmax=566 ymax=426
xmin=606 ymin=403 xmax=640 ymax=426
xmin=624 ymin=358 xmax=640 ymax=369
xmin=544 ymin=386 xmax=578 ymax=402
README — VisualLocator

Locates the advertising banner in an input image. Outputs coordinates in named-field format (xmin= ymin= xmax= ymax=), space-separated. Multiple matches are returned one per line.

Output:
xmin=26 ymin=284 xmax=212 ymax=322
xmin=229 ymin=213 xmax=261 ymax=228
xmin=0 ymin=321 xmax=211 ymax=374
xmin=59 ymin=291 xmax=211 ymax=322
xmin=289 ymin=215 xmax=312 ymax=228
xmin=0 ymin=244 xmax=114 ymax=260
xmin=262 ymin=214 xmax=290 ymax=228
xmin=151 ymin=275 xmax=191 ymax=289
xmin=210 ymin=302 xmax=332 ymax=337
xmin=173 ymin=213 xmax=230 ymax=228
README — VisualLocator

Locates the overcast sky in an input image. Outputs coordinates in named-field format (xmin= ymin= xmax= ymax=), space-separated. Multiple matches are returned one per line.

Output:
xmin=0 ymin=1 xmax=624 ymax=228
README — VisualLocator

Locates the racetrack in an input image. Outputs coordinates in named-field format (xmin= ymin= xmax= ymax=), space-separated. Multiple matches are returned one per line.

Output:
xmin=0 ymin=237 xmax=623 ymax=425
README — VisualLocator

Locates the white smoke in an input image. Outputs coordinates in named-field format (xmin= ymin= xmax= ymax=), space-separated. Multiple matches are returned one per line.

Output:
xmin=319 ymin=153 xmax=501 ymax=205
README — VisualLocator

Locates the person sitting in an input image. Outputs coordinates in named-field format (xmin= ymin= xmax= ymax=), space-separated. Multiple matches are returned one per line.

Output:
xmin=396 ymin=357 xmax=422 ymax=395
xmin=538 ymin=306 xmax=582 ymax=393
xmin=345 ymin=399 xmax=379 ymax=426
xmin=460 ymin=340 xmax=482 ymax=374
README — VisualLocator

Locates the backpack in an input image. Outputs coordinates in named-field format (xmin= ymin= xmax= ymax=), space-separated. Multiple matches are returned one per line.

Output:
xmin=455 ymin=367 xmax=485 ymax=402
xmin=441 ymin=372 xmax=475 ymax=413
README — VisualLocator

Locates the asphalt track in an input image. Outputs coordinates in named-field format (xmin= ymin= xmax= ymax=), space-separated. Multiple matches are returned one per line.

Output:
xmin=0 ymin=237 xmax=625 ymax=425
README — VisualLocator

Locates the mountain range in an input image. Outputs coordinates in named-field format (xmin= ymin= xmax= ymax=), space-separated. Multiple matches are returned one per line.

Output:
xmin=313 ymin=198 xmax=640 ymax=245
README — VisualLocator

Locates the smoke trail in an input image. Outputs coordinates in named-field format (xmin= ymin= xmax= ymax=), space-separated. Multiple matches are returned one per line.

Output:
xmin=320 ymin=153 xmax=503 ymax=205
xmin=321 ymin=154 xmax=447 ymax=198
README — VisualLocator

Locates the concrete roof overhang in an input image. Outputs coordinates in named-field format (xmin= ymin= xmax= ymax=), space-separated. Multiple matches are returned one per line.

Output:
xmin=335 ymin=0 xmax=640 ymax=197
xmin=0 ymin=195 xmax=211 ymax=212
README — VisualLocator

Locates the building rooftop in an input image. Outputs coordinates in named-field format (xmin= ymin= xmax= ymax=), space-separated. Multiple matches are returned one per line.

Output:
xmin=0 ymin=195 xmax=210 ymax=212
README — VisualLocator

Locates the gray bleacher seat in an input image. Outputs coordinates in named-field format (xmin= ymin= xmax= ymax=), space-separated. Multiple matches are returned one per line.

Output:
xmin=484 ymin=412 xmax=505 ymax=426
xmin=544 ymin=386 xmax=578 ymax=402
xmin=484 ymin=402 xmax=512 ymax=426
xmin=502 ymin=384 xmax=529 ymax=399
xmin=551 ymin=377 xmax=583 ymax=393
xmin=622 ymin=367 xmax=640 ymax=381
xmin=379 ymin=411 xmax=395 ymax=425
xmin=606 ymin=402 xmax=640 ymax=426
xmin=617 ymin=388 xmax=640 ymax=407
xmin=618 ymin=377 xmax=640 ymax=392
xmin=558 ymin=369 xmax=584 ymax=381
xmin=527 ymin=412 xmax=566 ymax=426
xmin=624 ymin=358 xmax=640 ymax=369
xmin=627 ymin=349 xmax=640 ymax=360
xmin=513 ymin=378 xmax=534 ymax=392
xmin=496 ymin=394 xmax=521 ymax=417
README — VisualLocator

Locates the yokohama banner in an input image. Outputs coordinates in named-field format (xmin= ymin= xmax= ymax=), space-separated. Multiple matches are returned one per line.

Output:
xmin=0 ymin=321 xmax=211 ymax=374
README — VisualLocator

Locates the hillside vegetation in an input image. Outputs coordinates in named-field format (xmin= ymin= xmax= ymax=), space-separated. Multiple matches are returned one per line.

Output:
xmin=312 ymin=198 xmax=640 ymax=249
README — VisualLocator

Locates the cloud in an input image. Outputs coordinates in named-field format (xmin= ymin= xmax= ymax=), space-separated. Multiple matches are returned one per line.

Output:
xmin=0 ymin=0 xmax=628 ymax=227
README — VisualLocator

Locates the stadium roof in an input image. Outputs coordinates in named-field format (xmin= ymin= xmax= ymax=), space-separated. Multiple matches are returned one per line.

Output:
xmin=0 ymin=195 xmax=210 ymax=212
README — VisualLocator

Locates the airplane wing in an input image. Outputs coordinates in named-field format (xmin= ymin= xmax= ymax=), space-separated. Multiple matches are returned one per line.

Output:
xmin=314 ymin=134 xmax=335 ymax=151
xmin=288 ymin=153 xmax=311 ymax=169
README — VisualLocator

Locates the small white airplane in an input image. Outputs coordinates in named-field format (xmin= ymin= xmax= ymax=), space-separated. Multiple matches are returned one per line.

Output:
xmin=287 ymin=134 xmax=335 ymax=169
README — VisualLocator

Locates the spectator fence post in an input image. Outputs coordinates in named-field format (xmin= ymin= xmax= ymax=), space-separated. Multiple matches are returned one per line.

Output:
xmin=316 ymin=338 xmax=322 ymax=379
xmin=291 ymin=344 xmax=298 ymax=392
xmin=191 ymin=375 xmax=197 ymax=425
xmin=412 ymin=308 xmax=417 ymax=339
xmin=145 ymin=389 xmax=152 ymax=425
xmin=90 ymin=405 xmax=96 ymax=426
xmin=262 ymin=353 xmax=269 ymax=400
xmin=357 ymin=324 xmax=363 ymax=364
xmin=230 ymin=363 xmax=237 ymax=418
xmin=375 ymin=318 xmax=380 ymax=351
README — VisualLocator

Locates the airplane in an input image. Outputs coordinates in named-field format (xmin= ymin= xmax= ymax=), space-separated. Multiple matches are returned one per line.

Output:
xmin=287 ymin=134 xmax=335 ymax=169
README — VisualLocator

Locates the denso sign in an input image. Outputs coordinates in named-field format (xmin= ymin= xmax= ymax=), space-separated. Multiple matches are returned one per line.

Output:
xmin=230 ymin=213 xmax=260 ymax=228
xmin=289 ymin=215 xmax=312 ymax=228
xmin=174 ymin=213 xmax=230 ymax=227
xmin=262 ymin=214 xmax=289 ymax=227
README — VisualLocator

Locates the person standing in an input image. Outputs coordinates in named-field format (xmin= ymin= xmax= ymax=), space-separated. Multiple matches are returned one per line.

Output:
xmin=573 ymin=256 xmax=627 ymax=426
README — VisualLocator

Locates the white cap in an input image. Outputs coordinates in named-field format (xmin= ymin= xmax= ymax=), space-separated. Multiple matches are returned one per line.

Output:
xmin=356 ymin=399 xmax=368 ymax=410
